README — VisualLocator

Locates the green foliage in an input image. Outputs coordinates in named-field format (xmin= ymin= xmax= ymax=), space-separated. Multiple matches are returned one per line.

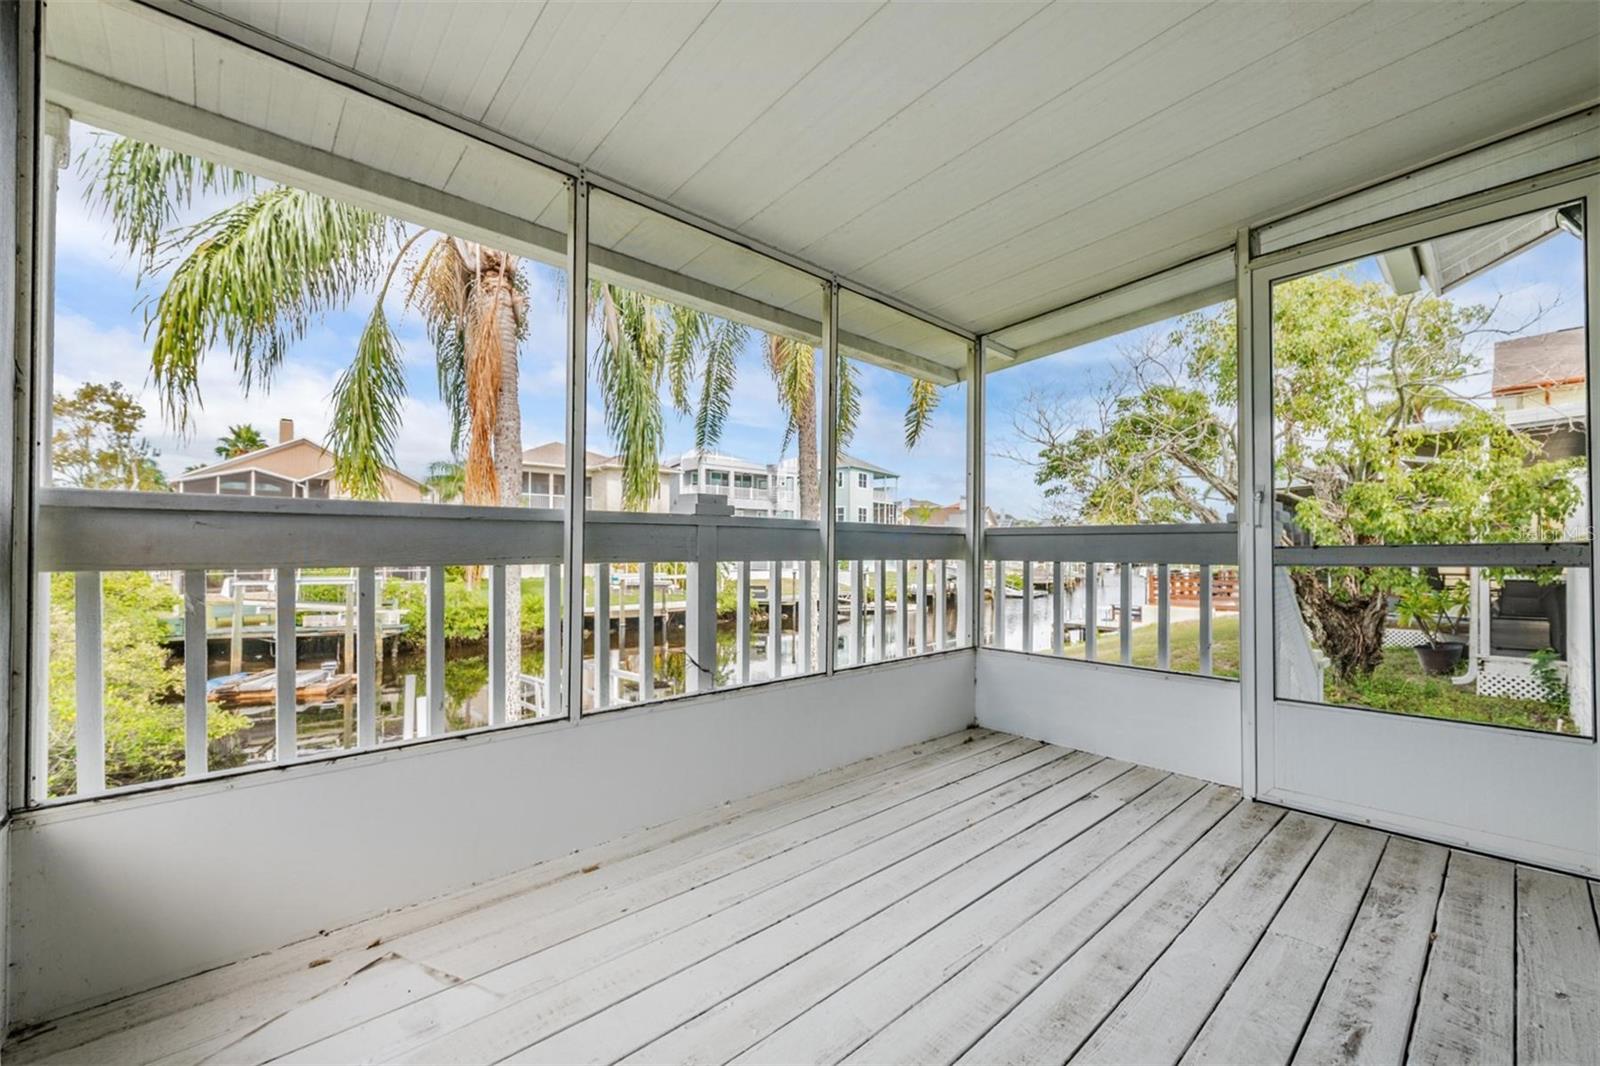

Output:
xmin=51 ymin=381 xmax=167 ymax=490
xmin=214 ymin=423 xmax=268 ymax=458
xmin=145 ymin=185 xmax=400 ymax=432
xmin=1327 ymin=657 xmax=1574 ymax=734
xmin=1390 ymin=573 xmax=1470 ymax=649
xmin=1529 ymin=647 xmax=1570 ymax=708
xmin=904 ymin=378 xmax=942 ymax=448
xmin=79 ymin=133 xmax=255 ymax=274
xmin=1029 ymin=271 xmax=1584 ymax=679
xmin=47 ymin=571 xmax=251 ymax=795
xmin=328 ymin=304 xmax=408 ymax=499
xmin=382 ymin=573 xmax=549 ymax=648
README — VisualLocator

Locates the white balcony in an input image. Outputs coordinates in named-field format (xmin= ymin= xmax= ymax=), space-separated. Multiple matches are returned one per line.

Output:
xmin=4 ymin=0 xmax=1600 ymax=1060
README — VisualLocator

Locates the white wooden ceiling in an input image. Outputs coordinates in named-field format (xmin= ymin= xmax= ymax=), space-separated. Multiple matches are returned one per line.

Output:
xmin=50 ymin=0 xmax=1600 ymax=340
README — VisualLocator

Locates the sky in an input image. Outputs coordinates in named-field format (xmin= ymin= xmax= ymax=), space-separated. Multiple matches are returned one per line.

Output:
xmin=983 ymin=222 xmax=1587 ymax=521
xmin=52 ymin=121 xmax=970 ymax=507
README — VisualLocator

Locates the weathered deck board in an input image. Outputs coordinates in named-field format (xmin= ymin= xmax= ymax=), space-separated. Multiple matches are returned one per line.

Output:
xmin=1407 ymin=850 xmax=1515 ymax=1066
xmin=7 ymin=728 xmax=1001 ymax=1066
xmin=1516 ymin=865 xmax=1600 ymax=1066
xmin=1069 ymin=812 xmax=1333 ymax=1065
xmin=1181 ymin=823 xmax=1386 ymax=1066
xmin=9 ymin=731 xmax=1599 ymax=1066
xmin=1292 ymin=836 xmax=1449 ymax=1065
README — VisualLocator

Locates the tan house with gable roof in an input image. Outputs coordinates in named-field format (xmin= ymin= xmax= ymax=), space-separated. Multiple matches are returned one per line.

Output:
xmin=172 ymin=419 xmax=427 ymax=502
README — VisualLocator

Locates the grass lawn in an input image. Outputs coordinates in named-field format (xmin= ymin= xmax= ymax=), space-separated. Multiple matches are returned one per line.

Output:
xmin=1324 ymin=657 xmax=1575 ymax=734
xmin=1058 ymin=614 xmax=1573 ymax=733
xmin=1062 ymin=616 xmax=1240 ymax=678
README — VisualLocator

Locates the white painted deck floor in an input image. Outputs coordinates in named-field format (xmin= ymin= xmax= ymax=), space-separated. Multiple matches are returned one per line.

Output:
xmin=9 ymin=729 xmax=1600 ymax=1065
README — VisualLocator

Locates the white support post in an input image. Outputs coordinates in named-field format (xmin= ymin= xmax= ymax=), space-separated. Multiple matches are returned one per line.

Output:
xmin=595 ymin=562 xmax=611 ymax=709
xmin=1157 ymin=562 xmax=1171 ymax=671
xmin=989 ymin=560 xmax=1002 ymax=648
xmin=639 ymin=561 xmax=655 ymax=701
xmin=896 ymin=558 xmax=909 ymax=659
xmin=402 ymin=673 xmax=417 ymax=739
xmin=357 ymin=566 xmax=378 ymax=747
xmin=1119 ymin=561 xmax=1133 ymax=666
xmin=1051 ymin=560 xmax=1064 ymax=656
xmin=1020 ymin=559 xmax=1034 ymax=653
xmin=184 ymin=569 xmax=207 ymax=777
xmin=872 ymin=560 xmax=886 ymax=664
xmin=1084 ymin=563 xmax=1098 ymax=661
xmin=489 ymin=563 xmax=507 ymax=726
xmin=821 ymin=282 xmax=839 ymax=676
xmin=954 ymin=551 xmax=969 ymax=649
xmin=275 ymin=566 xmax=297 ymax=763
xmin=563 ymin=177 xmax=589 ymax=723
xmin=798 ymin=560 xmax=813 ymax=672
xmin=545 ymin=562 xmax=561 ymax=716
xmin=848 ymin=558 xmax=863 ymax=666
xmin=687 ymin=528 xmax=718 ymax=693
xmin=425 ymin=565 xmax=446 ymax=735
xmin=1199 ymin=563 xmax=1214 ymax=676
xmin=768 ymin=560 xmax=782 ymax=680
xmin=74 ymin=571 xmax=104 ymax=795
xmin=935 ymin=559 xmax=948 ymax=651
xmin=736 ymin=560 xmax=751 ymax=685
xmin=967 ymin=338 xmax=984 ymax=651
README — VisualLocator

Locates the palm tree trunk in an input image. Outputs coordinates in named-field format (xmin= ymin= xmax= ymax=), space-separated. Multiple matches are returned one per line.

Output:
xmin=797 ymin=386 xmax=818 ymax=522
xmin=486 ymin=264 xmax=525 ymax=716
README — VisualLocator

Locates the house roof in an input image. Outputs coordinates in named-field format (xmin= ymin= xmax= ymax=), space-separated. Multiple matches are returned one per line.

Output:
xmin=173 ymin=438 xmax=425 ymax=491
xmin=839 ymin=453 xmax=897 ymax=478
xmin=521 ymin=441 xmax=616 ymax=470
xmin=1493 ymin=328 xmax=1586 ymax=395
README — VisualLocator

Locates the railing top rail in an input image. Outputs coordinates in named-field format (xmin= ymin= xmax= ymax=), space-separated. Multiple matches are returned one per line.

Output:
xmin=984 ymin=522 xmax=1238 ymax=565
xmin=985 ymin=521 xmax=1238 ymax=538
xmin=37 ymin=492 xmax=842 ymax=570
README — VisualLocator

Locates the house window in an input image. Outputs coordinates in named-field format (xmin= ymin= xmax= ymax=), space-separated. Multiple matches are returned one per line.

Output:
xmin=857 ymin=507 xmax=868 ymax=523
xmin=684 ymin=470 xmax=698 ymax=486
xmin=836 ymin=471 xmax=843 ymax=487
xmin=836 ymin=506 xmax=845 ymax=521
xmin=857 ymin=472 xmax=868 ymax=489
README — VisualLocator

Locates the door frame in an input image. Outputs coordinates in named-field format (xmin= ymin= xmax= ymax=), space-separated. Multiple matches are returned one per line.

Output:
xmin=1244 ymin=167 xmax=1600 ymax=875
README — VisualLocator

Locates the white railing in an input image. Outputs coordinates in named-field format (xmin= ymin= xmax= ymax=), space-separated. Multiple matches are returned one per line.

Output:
xmin=834 ymin=522 xmax=969 ymax=669
xmin=34 ymin=491 xmax=972 ymax=801
xmin=984 ymin=523 xmax=1238 ymax=677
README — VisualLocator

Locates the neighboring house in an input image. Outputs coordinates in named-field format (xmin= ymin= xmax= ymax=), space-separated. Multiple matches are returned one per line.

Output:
xmin=670 ymin=449 xmax=779 ymax=518
xmin=520 ymin=441 xmax=671 ymax=512
xmin=830 ymin=453 xmax=900 ymax=524
xmin=1492 ymin=326 xmax=1587 ymax=464
xmin=173 ymin=419 xmax=426 ymax=502
xmin=900 ymin=495 xmax=1016 ymax=529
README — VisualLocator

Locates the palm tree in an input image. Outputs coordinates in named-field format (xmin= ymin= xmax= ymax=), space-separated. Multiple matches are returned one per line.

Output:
xmin=214 ymin=423 xmax=267 ymax=458
xmin=85 ymin=134 xmax=530 ymax=711
xmin=592 ymin=284 xmax=950 ymax=521
xmin=83 ymin=135 xmax=525 ymax=508
xmin=423 ymin=459 xmax=466 ymax=504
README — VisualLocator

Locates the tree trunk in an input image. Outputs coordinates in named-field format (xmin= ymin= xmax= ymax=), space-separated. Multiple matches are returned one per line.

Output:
xmin=1289 ymin=568 xmax=1388 ymax=681
xmin=796 ymin=380 xmax=818 ymax=523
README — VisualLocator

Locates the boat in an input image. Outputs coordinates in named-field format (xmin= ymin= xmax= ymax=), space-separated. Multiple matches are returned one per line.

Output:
xmin=208 ymin=663 xmax=357 ymax=707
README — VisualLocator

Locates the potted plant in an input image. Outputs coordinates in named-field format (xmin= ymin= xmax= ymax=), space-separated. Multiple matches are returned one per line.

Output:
xmin=1394 ymin=575 xmax=1471 ymax=675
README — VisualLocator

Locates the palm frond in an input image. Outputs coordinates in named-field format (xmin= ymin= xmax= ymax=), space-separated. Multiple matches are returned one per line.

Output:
xmin=835 ymin=351 xmax=861 ymax=454
xmin=592 ymin=283 xmax=668 ymax=510
xmin=904 ymin=377 xmax=941 ymax=448
xmin=145 ymin=186 xmax=398 ymax=430
xmin=765 ymin=335 xmax=814 ymax=455
xmin=666 ymin=305 xmax=703 ymax=416
xmin=81 ymin=134 xmax=255 ymax=274
xmin=694 ymin=316 xmax=747 ymax=451
xmin=326 ymin=305 xmax=407 ymax=500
